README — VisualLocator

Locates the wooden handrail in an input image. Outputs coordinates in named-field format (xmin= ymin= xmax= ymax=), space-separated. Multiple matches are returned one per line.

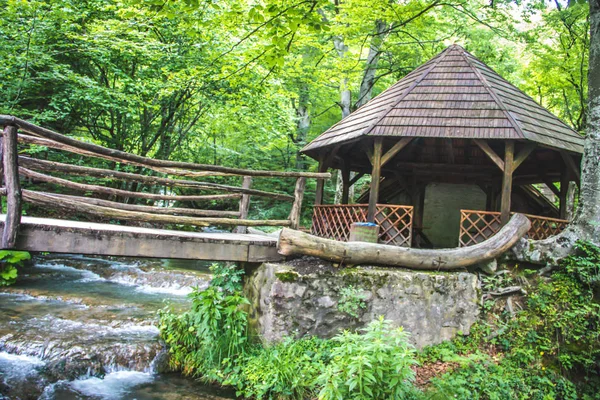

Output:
xmin=0 ymin=115 xmax=331 ymax=179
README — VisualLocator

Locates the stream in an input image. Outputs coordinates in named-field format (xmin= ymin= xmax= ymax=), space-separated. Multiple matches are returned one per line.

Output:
xmin=0 ymin=254 xmax=235 ymax=399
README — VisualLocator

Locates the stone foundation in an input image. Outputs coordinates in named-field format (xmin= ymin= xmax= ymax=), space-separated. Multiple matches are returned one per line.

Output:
xmin=243 ymin=258 xmax=480 ymax=348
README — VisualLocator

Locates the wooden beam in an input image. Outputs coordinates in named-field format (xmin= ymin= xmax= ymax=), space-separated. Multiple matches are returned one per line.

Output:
xmin=2 ymin=125 xmax=21 ymax=249
xmin=559 ymin=171 xmax=569 ymax=220
xmin=500 ymin=141 xmax=514 ymax=225
xmin=474 ymin=139 xmax=505 ymax=171
xmin=512 ymin=143 xmax=536 ymax=172
xmin=341 ymin=166 xmax=350 ymax=204
xmin=233 ymin=176 xmax=252 ymax=234
xmin=367 ymin=138 xmax=383 ymax=222
xmin=541 ymin=179 xmax=560 ymax=197
xmin=380 ymin=137 xmax=413 ymax=167
xmin=314 ymin=153 xmax=328 ymax=206
xmin=560 ymin=151 xmax=580 ymax=186
xmin=289 ymin=177 xmax=306 ymax=230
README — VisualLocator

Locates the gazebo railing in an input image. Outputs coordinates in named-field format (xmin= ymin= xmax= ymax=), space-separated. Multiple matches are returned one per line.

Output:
xmin=459 ymin=209 xmax=569 ymax=247
xmin=311 ymin=204 xmax=413 ymax=247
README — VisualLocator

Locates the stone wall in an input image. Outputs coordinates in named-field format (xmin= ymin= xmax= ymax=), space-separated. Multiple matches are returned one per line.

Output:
xmin=244 ymin=259 xmax=480 ymax=348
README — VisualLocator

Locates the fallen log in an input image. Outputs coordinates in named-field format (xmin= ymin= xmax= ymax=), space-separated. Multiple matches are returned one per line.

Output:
xmin=278 ymin=213 xmax=531 ymax=270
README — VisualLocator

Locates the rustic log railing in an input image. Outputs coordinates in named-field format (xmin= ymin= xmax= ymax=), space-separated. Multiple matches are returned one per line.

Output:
xmin=311 ymin=204 xmax=413 ymax=247
xmin=0 ymin=115 xmax=329 ymax=249
xmin=459 ymin=209 xmax=568 ymax=247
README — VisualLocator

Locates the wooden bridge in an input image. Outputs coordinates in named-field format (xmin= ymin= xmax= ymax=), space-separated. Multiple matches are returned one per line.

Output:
xmin=0 ymin=116 xmax=329 ymax=262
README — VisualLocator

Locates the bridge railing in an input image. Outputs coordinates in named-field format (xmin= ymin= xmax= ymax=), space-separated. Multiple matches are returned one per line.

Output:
xmin=0 ymin=115 xmax=330 ymax=248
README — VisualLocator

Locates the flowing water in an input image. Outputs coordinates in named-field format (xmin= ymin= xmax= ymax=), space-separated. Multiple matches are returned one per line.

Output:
xmin=0 ymin=254 xmax=235 ymax=399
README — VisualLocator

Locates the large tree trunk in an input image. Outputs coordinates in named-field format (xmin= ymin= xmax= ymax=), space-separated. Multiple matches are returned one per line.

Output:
xmin=355 ymin=20 xmax=388 ymax=109
xmin=512 ymin=2 xmax=600 ymax=264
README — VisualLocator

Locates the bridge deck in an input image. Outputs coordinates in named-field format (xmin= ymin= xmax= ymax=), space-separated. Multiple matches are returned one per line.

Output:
xmin=0 ymin=215 xmax=283 ymax=262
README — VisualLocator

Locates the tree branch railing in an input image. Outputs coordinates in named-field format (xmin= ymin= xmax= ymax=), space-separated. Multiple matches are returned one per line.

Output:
xmin=0 ymin=116 xmax=329 ymax=248
xmin=459 ymin=209 xmax=569 ymax=247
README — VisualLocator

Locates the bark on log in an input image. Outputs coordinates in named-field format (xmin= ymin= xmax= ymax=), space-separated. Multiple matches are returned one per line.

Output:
xmin=18 ymin=156 xmax=293 ymax=200
xmin=278 ymin=213 xmax=531 ymax=270
xmin=22 ymin=190 xmax=292 ymax=227
xmin=33 ymin=191 xmax=240 ymax=218
xmin=19 ymin=167 xmax=242 ymax=202
xmin=0 ymin=116 xmax=330 ymax=179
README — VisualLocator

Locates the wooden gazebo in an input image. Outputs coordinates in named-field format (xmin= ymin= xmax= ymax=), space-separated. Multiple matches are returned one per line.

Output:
xmin=302 ymin=45 xmax=584 ymax=248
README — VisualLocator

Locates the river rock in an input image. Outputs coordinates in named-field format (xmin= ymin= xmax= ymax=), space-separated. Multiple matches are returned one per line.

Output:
xmin=244 ymin=258 xmax=480 ymax=348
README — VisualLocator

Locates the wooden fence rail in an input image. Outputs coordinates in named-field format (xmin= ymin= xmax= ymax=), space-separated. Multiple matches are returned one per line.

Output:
xmin=0 ymin=115 xmax=329 ymax=248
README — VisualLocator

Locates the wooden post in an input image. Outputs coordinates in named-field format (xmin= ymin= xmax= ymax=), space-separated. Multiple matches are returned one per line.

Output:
xmin=341 ymin=166 xmax=350 ymax=204
xmin=367 ymin=138 xmax=383 ymax=223
xmin=2 ymin=125 xmax=21 ymax=248
xmin=289 ymin=177 xmax=306 ymax=230
xmin=500 ymin=141 xmax=514 ymax=225
xmin=559 ymin=170 xmax=569 ymax=220
xmin=233 ymin=176 xmax=252 ymax=234
xmin=314 ymin=154 xmax=327 ymax=206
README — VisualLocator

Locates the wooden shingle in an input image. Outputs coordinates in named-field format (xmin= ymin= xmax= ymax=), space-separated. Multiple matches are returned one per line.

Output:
xmin=302 ymin=45 xmax=584 ymax=156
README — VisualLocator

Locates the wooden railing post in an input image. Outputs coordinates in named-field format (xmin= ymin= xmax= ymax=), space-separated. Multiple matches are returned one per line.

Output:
xmin=234 ymin=176 xmax=252 ymax=234
xmin=2 ymin=125 xmax=21 ymax=248
xmin=289 ymin=177 xmax=306 ymax=230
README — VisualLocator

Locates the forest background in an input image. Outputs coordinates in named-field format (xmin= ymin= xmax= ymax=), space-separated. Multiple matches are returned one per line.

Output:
xmin=0 ymin=0 xmax=589 ymax=222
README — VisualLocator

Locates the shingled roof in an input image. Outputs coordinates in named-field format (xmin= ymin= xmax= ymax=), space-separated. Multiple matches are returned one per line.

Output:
xmin=302 ymin=44 xmax=584 ymax=156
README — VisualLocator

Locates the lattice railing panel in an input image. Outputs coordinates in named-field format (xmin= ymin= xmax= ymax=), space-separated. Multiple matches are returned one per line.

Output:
xmin=459 ymin=210 xmax=569 ymax=247
xmin=311 ymin=204 xmax=413 ymax=247
xmin=459 ymin=210 xmax=502 ymax=247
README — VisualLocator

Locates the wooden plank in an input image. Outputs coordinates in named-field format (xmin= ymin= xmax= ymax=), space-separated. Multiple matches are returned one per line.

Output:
xmin=444 ymin=139 xmax=455 ymax=164
xmin=2 ymin=125 xmax=21 ymax=249
xmin=367 ymin=139 xmax=383 ymax=222
xmin=234 ymin=176 xmax=252 ymax=234
xmin=512 ymin=143 xmax=536 ymax=172
xmin=348 ymin=172 xmax=365 ymax=186
xmin=341 ymin=166 xmax=350 ymax=204
xmin=314 ymin=153 xmax=327 ymax=206
xmin=289 ymin=177 xmax=306 ymax=229
xmin=541 ymin=179 xmax=560 ymax=197
xmin=474 ymin=139 xmax=504 ymax=171
xmin=0 ymin=215 xmax=282 ymax=262
xmin=380 ymin=137 xmax=413 ymax=167
xmin=500 ymin=141 xmax=514 ymax=225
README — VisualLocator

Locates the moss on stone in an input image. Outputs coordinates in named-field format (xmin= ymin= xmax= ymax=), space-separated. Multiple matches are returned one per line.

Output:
xmin=275 ymin=270 xmax=300 ymax=283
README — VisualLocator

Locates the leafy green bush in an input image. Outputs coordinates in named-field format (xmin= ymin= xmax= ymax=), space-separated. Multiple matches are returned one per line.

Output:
xmin=317 ymin=317 xmax=418 ymax=400
xmin=0 ymin=250 xmax=30 ymax=286
xmin=234 ymin=336 xmax=334 ymax=399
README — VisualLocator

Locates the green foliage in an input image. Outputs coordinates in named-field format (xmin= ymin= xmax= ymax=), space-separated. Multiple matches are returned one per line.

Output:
xmin=208 ymin=263 xmax=244 ymax=295
xmin=337 ymin=285 xmax=367 ymax=318
xmin=318 ymin=317 xmax=418 ymax=400
xmin=159 ymin=263 xmax=250 ymax=380
xmin=0 ymin=250 xmax=30 ymax=286
xmin=420 ymin=240 xmax=600 ymax=399
xmin=234 ymin=336 xmax=335 ymax=400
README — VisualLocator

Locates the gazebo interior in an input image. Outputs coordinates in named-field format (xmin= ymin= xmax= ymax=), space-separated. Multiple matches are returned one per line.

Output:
xmin=302 ymin=45 xmax=584 ymax=249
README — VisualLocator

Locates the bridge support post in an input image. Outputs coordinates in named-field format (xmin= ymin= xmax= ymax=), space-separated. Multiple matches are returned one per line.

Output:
xmin=234 ymin=176 xmax=252 ymax=234
xmin=2 ymin=124 xmax=21 ymax=249
xmin=289 ymin=177 xmax=306 ymax=230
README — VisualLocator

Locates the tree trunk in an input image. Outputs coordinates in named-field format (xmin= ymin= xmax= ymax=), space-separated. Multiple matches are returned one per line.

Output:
xmin=355 ymin=20 xmax=388 ymax=109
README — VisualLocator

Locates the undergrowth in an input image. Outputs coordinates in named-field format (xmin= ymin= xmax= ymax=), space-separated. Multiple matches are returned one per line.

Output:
xmin=159 ymin=241 xmax=600 ymax=399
